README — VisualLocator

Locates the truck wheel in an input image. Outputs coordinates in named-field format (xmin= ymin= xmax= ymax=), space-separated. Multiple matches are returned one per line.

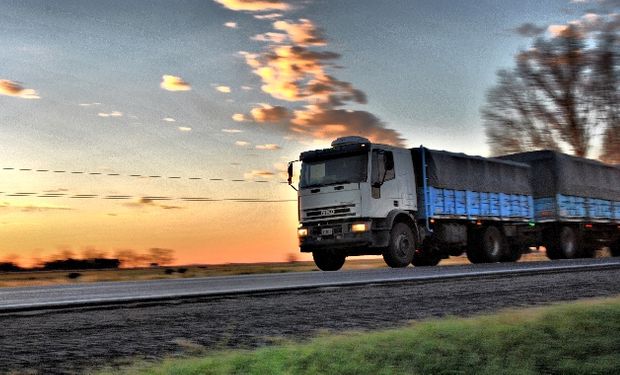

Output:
xmin=383 ymin=222 xmax=415 ymax=268
xmin=555 ymin=226 xmax=579 ymax=259
xmin=502 ymin=245 xmax=523 ymax=262
xmin=312 ymin=250 xmax=345 ymax=271
xmin=611 ymin=240 xmax=620 ymax=257
xmin=411 ymin=250 xmax=441 ymax=267
xmin=480 ymin=226 xmax=504 ymax=263
xmin=466 ymin=230 xmax=485 ymax=264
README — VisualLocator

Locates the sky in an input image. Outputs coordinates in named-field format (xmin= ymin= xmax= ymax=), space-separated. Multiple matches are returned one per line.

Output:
xmin=1 ymin=0 xmax=616 ymax=266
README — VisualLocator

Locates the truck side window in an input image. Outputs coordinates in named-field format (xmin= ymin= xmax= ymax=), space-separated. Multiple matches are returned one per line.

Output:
xmin=384 ymin=151 xmax=395 ymax=181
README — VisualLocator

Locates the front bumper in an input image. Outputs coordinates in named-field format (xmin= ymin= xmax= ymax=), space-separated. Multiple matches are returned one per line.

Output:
xmin=298 ymin=219 xmax=390 ymax=252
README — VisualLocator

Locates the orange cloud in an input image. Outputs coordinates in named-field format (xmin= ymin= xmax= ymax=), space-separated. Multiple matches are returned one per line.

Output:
xmin=250 ymin=104 xmax=290 ymax=122
xmin=178 ymin=126 xmax=192 ymax=132
xmin=0 ymin=79 xmax=40 ymax=99
xmin=214 ymin=0 xmax=290 ymax=12
xmin=160 ymin=75 xmax=192 ymax=92
xmin=216 ymin=85 xmax=231 ymax=93
xmin=238 ymin=17 xmax=404 ymax=146
xmin=273 ymin=19 xmax=326 ymax=46
xmin=224 ymin=21 xmax=238 ymax=28
xmin=232 ymin=113 xmax=247 ymax=122
xmin=124 ymin=198 xmax=183 ymax=210
xmin=235 ymin=140 xmax=251 ymax=147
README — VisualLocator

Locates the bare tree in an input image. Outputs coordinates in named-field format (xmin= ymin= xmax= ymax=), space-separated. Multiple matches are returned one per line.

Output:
xmin=483 ymin=24 xmax=619 ymax=160
xmin=147 ymin=248 xmax=175 ymax=266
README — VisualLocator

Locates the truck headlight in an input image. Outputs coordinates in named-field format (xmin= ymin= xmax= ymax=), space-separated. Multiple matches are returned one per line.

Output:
xmin=351 ymin=222 xmax=369 ymax=233
xmin=297 ymin=228 xmax=308 ymax=237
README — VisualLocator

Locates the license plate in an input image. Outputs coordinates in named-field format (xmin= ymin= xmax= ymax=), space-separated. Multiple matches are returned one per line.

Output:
xmin=321 ymin=228 xmax=333 ymax=236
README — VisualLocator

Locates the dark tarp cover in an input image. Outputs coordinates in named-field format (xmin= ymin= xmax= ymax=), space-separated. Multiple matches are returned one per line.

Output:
xmin=498 ymin=150 xmax=620 ymax=201
xmin=411 ymin=148 xmax=531 ymax=195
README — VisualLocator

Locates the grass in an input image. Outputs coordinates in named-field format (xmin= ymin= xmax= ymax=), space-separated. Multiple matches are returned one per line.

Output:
xmin=103 ymin=296 xmax=620 ymax=375
xmin=0 ymin=252 xmax=554 ymax=289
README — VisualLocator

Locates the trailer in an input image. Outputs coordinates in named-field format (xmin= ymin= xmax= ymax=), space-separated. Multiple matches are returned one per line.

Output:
xmin=499 ymin=150 xmax=620 ymax=259
xmin=289 ymin=136 xmax=620 ymax=270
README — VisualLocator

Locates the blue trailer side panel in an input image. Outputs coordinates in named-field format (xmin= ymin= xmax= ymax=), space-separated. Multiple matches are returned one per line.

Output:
xmin=534 ymin=195 xmax=620 ymax=222
xmin=418 ymin=187 xmax=533 ymax=221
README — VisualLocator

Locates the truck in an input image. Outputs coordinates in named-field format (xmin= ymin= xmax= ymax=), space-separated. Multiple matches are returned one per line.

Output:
xmin=287 ymin=136 xmax=620 ymax=271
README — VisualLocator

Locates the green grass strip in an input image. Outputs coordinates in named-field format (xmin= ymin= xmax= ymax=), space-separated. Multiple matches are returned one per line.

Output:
xmin=106 ymin=297 xmax=620 ymax=375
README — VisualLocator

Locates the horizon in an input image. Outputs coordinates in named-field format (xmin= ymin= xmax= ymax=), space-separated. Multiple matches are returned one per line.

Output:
xmin=1 ymin=0 xmax=614 ymax=266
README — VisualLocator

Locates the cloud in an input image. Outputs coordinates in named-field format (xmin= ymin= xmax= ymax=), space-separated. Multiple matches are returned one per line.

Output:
xmin=244 ymin=170 xmax=276 ymax=179
xmin=254 ymin=13 xmax=283 ymax=20
xmin=0 ymin=202 xmax=72 ymax=212
xmin=236 ymin=17 xmax=404 ymax=146
xmin=514 ymin=23 xmax=546 ymax=37
xmin=162 ymin=117 xmax=176 ymax=122
xmin=232 ymin=113 xmax=247 ymax=122
xmin=97 ymin=111 xmax=123 ymax=118
xmin=125 ymin=198 xmax=183 ymax=210
xmin=290 ymin=106 xmax=405 ymax=146
xmin=79 ymin=102 xmax=101 ymax=107
xmin=214 ymin=0 xmax=290 ymax=12
xmin=160 ymin=75 xmax=191 ymax=92
xmin=216 ymin=85 xmax=231 ymax=93
xmin=235 ymin=140 xmax=251 ymax=147
xmin=0 ymin=79 xmax=40 ymax=99
xmin=222 ymin=128 xmax=243 ymax=133
xmin=548 ymin=24 xmax=572 ymax=37
xmin=255 ymin=143 xmax=281 ymax=150
xmin=178 ymin=126 xmax=192 ymax=132
xmin=273 ymin=19 xmax=326 ymax=46
xmin=250 ymin=104 xmax=290 ymax=122
xmin=252 ymin=32 xmax=288 ymax=43
xmin=225 ymin=21 xmax=238 ymax=28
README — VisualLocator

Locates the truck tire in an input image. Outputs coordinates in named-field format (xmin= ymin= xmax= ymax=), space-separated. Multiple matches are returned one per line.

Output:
xmin=466 ymin=230 xmax=485 ymax=264
xmin=411 ymin=250 xmax=441 ymax=267
xmin=611 ymin=240 xmax=620 ymax=257
xmin=547 ymin=226 xmax=580 ymax=259
xmin=502 ymin=245 xmax=523 ymax=262
xmin=312 ymin=250 xmax=345 ymax=271
xmin=383 ymin=222 xmax=415 ymax=268
xmin=480 ymin=226 xmax=505 ymax=263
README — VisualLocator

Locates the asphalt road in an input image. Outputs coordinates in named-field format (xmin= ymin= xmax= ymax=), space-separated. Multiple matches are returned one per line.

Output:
xmin=2 ymin=258 xmax=620 ymax=312
xmin=1 ymin=260 xmax=620 ymax=374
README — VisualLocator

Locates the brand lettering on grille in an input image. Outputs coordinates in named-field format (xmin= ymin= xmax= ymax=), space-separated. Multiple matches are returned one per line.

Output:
xmin=320 ymin=209 xmax=336 ymax=216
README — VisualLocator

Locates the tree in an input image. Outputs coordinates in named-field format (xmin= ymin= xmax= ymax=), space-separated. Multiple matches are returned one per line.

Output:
xmin=483 ymin=24 xmax=619 ymax=161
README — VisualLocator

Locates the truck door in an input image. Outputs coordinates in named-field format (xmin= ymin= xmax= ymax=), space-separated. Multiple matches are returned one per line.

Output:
xmin=371 ymin=149 xmax=399 ymax=215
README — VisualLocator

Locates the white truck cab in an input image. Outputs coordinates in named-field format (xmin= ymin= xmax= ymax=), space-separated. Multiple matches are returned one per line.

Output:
xmin=289 ymin=136 xmax=419 ymax=270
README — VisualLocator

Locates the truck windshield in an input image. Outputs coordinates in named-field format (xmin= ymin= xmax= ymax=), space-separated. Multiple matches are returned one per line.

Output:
xmin=300 ymin=153 xmax=368 ymax=188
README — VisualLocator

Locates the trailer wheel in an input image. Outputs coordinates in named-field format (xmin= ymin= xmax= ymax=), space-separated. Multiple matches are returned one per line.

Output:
xmin=549 ymin=226 xmax=579 ymax=259
xmin=383 ymin=222 xmax=415 ymax=268
xmin=466 ymin=230 xmax=485 ymax=264
xmin=480 ymin=226 xmax=505 ymax=263
xmin=312 ymin=250 xmax=345 ymax=271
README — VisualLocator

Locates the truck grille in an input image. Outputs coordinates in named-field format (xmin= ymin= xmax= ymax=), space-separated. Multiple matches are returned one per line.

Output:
xmin=304 ymin=204 xmax=356 ymax=219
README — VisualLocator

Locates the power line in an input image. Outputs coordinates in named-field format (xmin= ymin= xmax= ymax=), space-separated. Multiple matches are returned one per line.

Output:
xmin=1 ymin=166 xmax=289 ymax=185
xmin=0 ymin=191 xmax=295 ymax=203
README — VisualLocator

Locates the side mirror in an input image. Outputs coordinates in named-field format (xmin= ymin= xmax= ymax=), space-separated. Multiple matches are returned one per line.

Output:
xmin=287 ymin=161 xmax=298 ymax=191
xmin=287 ymin=162 xmax=294 ymax=185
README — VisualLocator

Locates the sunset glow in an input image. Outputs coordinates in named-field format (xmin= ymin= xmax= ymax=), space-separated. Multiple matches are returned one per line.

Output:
xmin=1 ymin=0 xmax=609 ymax=266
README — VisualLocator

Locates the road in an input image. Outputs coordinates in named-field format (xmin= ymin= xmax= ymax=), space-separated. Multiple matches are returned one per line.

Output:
xmin=2 ymin=258 xmax=620 ymax=312
xmin=1 ymin=258 xmax=620 ymax=374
